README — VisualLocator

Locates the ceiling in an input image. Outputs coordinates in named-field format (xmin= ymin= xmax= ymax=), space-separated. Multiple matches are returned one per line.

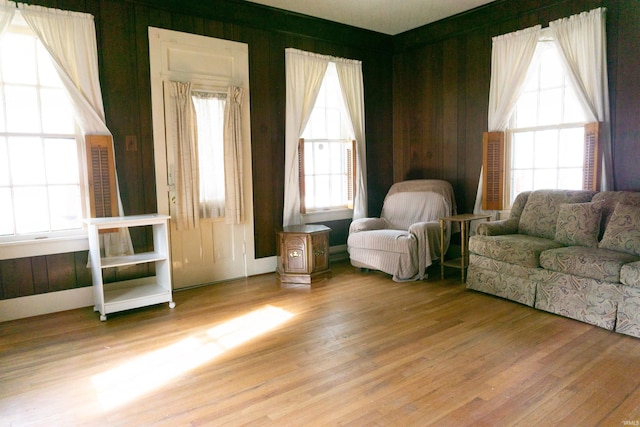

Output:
xmin=243 ymin=0 xmax=496 ymax=35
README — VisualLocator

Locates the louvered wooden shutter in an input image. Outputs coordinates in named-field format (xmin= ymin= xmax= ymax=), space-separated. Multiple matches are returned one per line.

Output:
xmin=85 ymin=135 xmax=118 ymax=219
xmin=298 ymin=138 xmax=306 ymax=214
xmin=482 ymin=131 xmax=505 ymax=211
xmin=583 ymin=122 xmax=601 ymax=191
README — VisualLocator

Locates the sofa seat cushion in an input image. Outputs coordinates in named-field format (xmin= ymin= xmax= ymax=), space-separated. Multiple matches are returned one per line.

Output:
xmin=540 ymin=246 xmax=640 ymax=282
xmin=347 ymin=229 xmax=416 ymax=254
xmin=621 ymin=261 xmax=640 ymax=289
xmin=469 ymin=234 xmax=563 ymax=268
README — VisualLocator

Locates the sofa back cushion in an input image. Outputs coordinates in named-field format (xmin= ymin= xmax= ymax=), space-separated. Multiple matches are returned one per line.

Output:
xmin=554 ymin=201 xmax=603 ymax=247
xmin=591 ymin=191 xmax=640 ymax=239
xmin=518 ymin=190 xmax=597 ymax=240
xmin=599 ymin=202 xmax=640 ymax=256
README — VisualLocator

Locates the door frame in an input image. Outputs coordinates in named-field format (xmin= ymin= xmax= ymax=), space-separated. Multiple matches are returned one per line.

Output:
xmin=148 ymin=26 xmax=275 ymax=282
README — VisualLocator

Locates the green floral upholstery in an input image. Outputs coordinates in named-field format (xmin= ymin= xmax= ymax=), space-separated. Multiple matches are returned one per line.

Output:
xmin=599 ymin=203 xmax=640 ymax=256
xmin=467 ymin=190 xmax=640 ymax=339
xmin=621 ymin=261 xmax=640 ymax=289
xmin=518 ymin=190 xmax=596 ymax=240
xmin=469 ymin=234 xmax=562 ymax=268
xmin=554 ymin=202 xmax=602 ymax=247
xmin=540 ymin=246 xmax=639 ymax=282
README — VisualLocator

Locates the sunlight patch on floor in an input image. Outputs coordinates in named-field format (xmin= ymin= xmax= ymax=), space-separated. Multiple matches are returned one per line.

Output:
xmin=91 ymin=305 xmax=294 ymax=410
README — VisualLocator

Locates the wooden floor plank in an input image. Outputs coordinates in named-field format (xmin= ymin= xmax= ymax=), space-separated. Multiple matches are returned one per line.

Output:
xmin=1 ymin=260 xmax=640 ymax=426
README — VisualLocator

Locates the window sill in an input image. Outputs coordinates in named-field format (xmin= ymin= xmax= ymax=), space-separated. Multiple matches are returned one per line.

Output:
xmin=0 ymin=233 xmax=89 ymax=260
xmin=302 ymin=208 xmax=353 ymax=223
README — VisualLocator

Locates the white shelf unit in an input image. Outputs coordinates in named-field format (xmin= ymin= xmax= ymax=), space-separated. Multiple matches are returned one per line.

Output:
xmin=85 ymin=214 xmax=175 ymax=321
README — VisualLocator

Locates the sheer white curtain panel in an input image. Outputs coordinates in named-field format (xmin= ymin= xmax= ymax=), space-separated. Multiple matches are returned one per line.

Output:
xmin=283 ymin=48 xmax=329 ymax=226
xmin=0 ymin=1 xmax=15 ymax=39
xmin=223 ymin=86 xmax=245 ymax=225
xmin=170 ymin=81 xmax=200 ymax=231
xmin=18 ymin=3 xmax=133 ymax=256
xmin=192 ymin=91 xmax=226 ymax=220
xmin=473 ymin=25 xmax=541 ymax=216
xmin=550 ymin=7 xmax=612 ymax=190
xmin=335 ymin=59 xmax=368 ymax=219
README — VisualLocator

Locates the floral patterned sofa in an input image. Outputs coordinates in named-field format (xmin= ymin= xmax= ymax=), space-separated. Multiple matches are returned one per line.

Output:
xmin=466 ymin=189 xmax=640 ymax=338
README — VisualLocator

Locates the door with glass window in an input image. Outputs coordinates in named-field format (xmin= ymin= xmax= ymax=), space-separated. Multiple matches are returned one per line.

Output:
xmin=149 ymin=28 xmax=253 ymax=289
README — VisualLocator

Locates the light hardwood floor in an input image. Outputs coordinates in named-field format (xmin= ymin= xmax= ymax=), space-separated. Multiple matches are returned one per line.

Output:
xmin=2 ymin=260 xmax=640 ymax=426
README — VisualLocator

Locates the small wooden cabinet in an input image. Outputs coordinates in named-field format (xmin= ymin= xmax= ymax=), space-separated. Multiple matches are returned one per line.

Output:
xmin=277 ymin=225 xmax=331 ymax=285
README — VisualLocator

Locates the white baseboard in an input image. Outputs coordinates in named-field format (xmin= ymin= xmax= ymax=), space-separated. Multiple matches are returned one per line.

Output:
xmin=0 ymin=249 xmax=346 ymax=322
xmin=0 ymin=287 xmax=94 ymax=322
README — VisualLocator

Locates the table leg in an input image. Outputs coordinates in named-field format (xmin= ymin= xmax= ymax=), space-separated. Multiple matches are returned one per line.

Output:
xmin=440 ymin=218 xmax=445 ymax=280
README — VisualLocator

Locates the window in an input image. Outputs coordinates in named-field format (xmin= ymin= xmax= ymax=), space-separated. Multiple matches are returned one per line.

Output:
xmin=0 ymin=15 xmax=84 ymax=243
xmin=299 ymin=63 xmax=355 ymax=217
xmin=191 ymin=90 xmax=226 ymax=219
xmin=505 ymin=41 xmax=587 ymax=206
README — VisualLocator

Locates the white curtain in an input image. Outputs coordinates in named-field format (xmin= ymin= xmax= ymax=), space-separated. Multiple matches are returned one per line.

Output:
xmin=169 ymin=81 xmax=200 ymax=231
xmin=192 ymin=91 xmax=226 ymax=219
xmin=473 ymin=25 xmax=541 ymax=216
xmin=0 ymin=1 xmax=15 ymax=39
xmin=335 ymin=60 xmax=368 ymax=219
xmin=550 ymin=7 xmax=612 ymax=190
xmin=283 ymin=48 xmax=329 ymax=226
xmin=18 ymin=3 xmax=133 ymax=256
xmin=224 ymin=86 xmax=245 ymax=225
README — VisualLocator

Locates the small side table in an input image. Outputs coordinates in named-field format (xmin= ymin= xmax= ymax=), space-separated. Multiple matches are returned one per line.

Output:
xmin=276 ymin=225 xmax=331 ymax=285
xmin=440 ymin=213 xmax=492 ymax=282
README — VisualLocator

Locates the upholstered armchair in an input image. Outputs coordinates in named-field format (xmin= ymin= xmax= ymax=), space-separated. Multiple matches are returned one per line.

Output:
xmin=347 ymin=179 xmax=456 ymax=281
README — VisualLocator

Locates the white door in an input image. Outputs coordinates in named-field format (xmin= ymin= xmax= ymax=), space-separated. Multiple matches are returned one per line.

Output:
xmin=149 ymin=27 xmax=254 ymax=289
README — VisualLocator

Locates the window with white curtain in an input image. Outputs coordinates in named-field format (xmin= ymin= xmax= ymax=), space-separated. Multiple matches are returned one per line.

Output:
xmin=505 ymin=39 xmax=587 ymax=205
xmin=0 ymin=13 xmax=84 ymax=241
xmin=191 ymin=90 xmax=226 ymax=219
xmin=299 ymin=62 xmax=355 ymax=214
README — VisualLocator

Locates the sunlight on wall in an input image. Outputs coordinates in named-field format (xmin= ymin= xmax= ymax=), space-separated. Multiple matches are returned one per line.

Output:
xmin=91 ymin=305 xmax=294 ymax=410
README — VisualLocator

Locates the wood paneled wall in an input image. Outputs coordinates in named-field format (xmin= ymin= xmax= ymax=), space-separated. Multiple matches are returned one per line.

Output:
xmin=1 ymin=0 xmax=393 ymax=299
xmin=3 ymin=0 xmax=639 ymax=299
xmin=393 ymin=0 xmax=640 ymax=213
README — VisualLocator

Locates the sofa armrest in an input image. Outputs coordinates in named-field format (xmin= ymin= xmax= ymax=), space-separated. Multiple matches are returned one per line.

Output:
xmin=349 ymin=217 xmax=388 ymax=234
xmin=476 ymin=218 xmax=519 ymax=236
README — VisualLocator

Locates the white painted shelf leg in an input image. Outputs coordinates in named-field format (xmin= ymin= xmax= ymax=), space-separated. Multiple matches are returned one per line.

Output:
xmin=100 ymin=314 xmax=107 ymax=321
xmin=169 ymin=301 xmax=176 ymax=309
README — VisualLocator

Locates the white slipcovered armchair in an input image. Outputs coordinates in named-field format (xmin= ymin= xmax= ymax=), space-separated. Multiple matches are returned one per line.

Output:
xmin=347 ymin=179 xmax=456 ymax=281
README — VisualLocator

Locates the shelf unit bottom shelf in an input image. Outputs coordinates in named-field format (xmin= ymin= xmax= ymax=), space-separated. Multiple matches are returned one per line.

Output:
xmin=95 ymin=276 xmax=175 ymax=320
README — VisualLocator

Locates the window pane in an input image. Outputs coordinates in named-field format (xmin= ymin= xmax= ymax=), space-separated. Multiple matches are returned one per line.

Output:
xmin=49 ymin=185 xmax=82 ymax=231
xmin=329 ymin=143 xmax=343 ymax=175
xmin=539 ymin=47 xmax=563 ymax=89
xmin=514 ymin=92 xmax=537 ymax=128
xmin=330 ymin=175 xmax=344 ymax=206
xmin=558 ymin=128 xmax=584 ymax=167
xmin=558 ymin=168 xmax=583 ymax=190
xmin=512 ymin=132 xmax=534 ymax=169
xmin=538 ymin=88 xmax=563 ymax=126
xmin=326 ymin=108 xmax=341 ymax=139
xmin=45 ymin=138 xmax=80 ymax=184
xmin=0 ymin=88 xmax=5 ymax=132
xmin=41 ymin=88 xmax=75 ymax=134
xmin=314 ymin=142 xmax=331 ymax=168
xmin=14 ymin=186 xmax=49 ymax=234
xmin=5 ymin=86 xmax=41 ymax=133
xmin=1 ymin=33 xmax=37 ymax=85
xmin=0 ymin=137 xmax=8 ymax=186
xmin=534 ymin=130 xmax=558 ymax=169
xmin=9 ymin=137 xmax=46 ymax=185
xmin=0 ymin=188 xmax=13 ymax=236
xmin=534 ymin=168 xmax=557 ymax=189
xmin=314 ymin=175 xmax=330 ymax=207
xmin=511 ymin=169 xmax=533 ymax=200
xmin=564 ymin=86 xmax=586 ymax=123
xmin=37 ymin=43 xmax=63 ymax=87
